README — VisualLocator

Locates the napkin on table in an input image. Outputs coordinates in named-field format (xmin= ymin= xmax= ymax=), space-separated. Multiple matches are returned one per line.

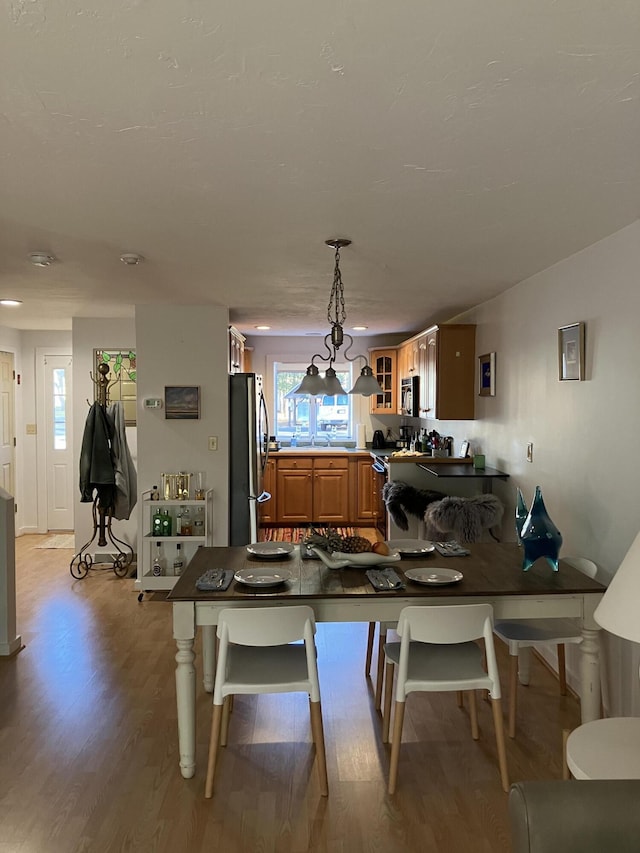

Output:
xmin=366 ymin=567 xmax=405 ymax=591
xmin=196 ymin=569 xmax=234 ymax=591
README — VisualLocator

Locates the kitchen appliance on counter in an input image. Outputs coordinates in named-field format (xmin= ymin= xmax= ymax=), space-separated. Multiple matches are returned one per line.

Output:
xmin=372 ymin=429 xmax=386 ymax=449
xmin=229 ymin=373 xmax=271 ymax=545
xmin=400 ymin=375 xmax=420 ymax=417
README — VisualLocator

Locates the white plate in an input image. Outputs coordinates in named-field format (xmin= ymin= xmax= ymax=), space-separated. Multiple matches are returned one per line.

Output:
xmin=404 ymin=567 xmax=463 ymax=585
xmin=387 ymin=539 xmax=435 ymax=556
xmin=246 ymin=542 xmax=294 ymax=559
xmin=234 ymin=568 xmax=293 ymax=587
xmin=309 ymin=546 xmax=401 ymax=569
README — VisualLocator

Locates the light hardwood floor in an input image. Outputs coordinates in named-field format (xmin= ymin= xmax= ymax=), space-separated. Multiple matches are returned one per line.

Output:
xmin=0 ymin=535 xmax=581 ymax=853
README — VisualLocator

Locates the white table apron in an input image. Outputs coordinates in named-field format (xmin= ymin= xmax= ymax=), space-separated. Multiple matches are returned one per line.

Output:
xmin=172 ymin=590 xmax=603 ymax=780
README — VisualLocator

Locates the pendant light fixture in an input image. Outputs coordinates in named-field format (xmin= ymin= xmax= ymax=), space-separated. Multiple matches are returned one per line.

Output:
xmin=295 ymin=239 xmax=383 ymax=397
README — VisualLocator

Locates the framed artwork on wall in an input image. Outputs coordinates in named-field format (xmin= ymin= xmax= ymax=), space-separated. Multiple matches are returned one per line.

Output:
xmin=478 ymin=352 xmax=496 ymax=397
xmin=558 ymin=322 xmax=585 ymax=381
xmin=164 ymin=385 xmax=200 ymax=419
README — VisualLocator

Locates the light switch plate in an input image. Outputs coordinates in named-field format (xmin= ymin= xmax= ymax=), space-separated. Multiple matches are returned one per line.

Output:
xmin=527 ymin=443 xmax=533 ymax=462
xmin=208 ymin=436 xmax=218 ymax=451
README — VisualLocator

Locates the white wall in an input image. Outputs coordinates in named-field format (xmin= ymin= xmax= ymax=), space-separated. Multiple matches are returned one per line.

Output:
xmin=135 ymin=305 xmax=230 ymax=546
xmin=432 ymin=220 xmax=640 ymax=714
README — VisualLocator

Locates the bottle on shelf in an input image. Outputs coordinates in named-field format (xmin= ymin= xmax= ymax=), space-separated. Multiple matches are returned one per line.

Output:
xmin=151 ymin=507 xmax=163 ymax=537
xmin=150 ymin=485 xmax=160 ymax=501
xmin=193 ymin=505 xmax=205 ymax=537
xmin=161 ymin=508 xmax=172 ymax=536
xmin=173 ymin=543 xmax=184 ymax=576
xmin=181 ymin=507 xmax=192 ymax=536
xmin=152 ymin=542 xmax=165 ymax=576
xmin=175 ymin=507 xmax=183 ymax=535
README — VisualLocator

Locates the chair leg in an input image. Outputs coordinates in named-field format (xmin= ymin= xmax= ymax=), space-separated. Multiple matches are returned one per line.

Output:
xmin=205 ymin=703 xmax=224 ymax=798
xmin=562 ymin=728 xmax=571 ymax=780
xmin=375 ymin=627 xmax=387 ymax=711
xmin=490 ymin=697 xmax=510 ymax=793
xmin=508 ymin=653 xmax=519 ymax=738
xmin=220 ymin=695 xmax=231 ymax=746
xmin=456 ymin=691 xmax=464 ymax=708
xmin=469 ymin=690 xmax=479 ymax=740
xmin=388 ymin=700 xmax=406 ymax=795
xmin=309 ymin=699 xmax=329 ymax=796
xmin=365 ymin=622 xmax=375 ymax=676
xmin=558 ymin=644 xmax=567 ymax=695
xmin=382 ymin=660 xmax=395 ymax=743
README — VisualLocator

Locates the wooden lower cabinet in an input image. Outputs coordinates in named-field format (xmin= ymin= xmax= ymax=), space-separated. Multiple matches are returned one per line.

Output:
xmin=259 ymin=458 xmax=276 ymax=523
xmin=271 ymin=454 xmax=373 ymax=525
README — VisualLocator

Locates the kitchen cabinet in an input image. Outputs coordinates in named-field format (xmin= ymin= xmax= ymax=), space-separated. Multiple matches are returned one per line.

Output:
xmin=259 ymin=457 xmax=276 ymax=523
xmin=419 ymin=324 xmax=476 ymax=420
xmin=275 ymin=456 xmax=349 ymax=523
xmin=354 ymin=457 xmax=379 ymax=524
xmin=369 ymin=348 xmax=397 ymax=415
xmin=137 ymin=491 xmax=213 ymax=595
xmin=228 ymin=325 xmax=245 ymax=373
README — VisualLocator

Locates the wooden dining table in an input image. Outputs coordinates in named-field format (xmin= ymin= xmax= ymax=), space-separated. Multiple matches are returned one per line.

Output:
xmin=167 ymin=543 xmax=606 ymax=779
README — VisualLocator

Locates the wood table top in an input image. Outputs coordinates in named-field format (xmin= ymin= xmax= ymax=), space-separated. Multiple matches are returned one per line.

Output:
xmin=167 ymin=543 xmax=606 ymax=603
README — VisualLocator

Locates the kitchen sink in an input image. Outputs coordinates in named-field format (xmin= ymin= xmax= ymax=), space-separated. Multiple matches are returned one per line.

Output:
xmin=279 ymin=446 xmax=350 ymax=452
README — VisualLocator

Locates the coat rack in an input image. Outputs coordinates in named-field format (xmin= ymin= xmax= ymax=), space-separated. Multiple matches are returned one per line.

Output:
xmin=70 ymin=364 xmax=135 ymax=580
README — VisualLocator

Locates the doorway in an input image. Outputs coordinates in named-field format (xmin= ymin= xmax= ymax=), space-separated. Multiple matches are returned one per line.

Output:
xmin=37 ymin=350 xmax=74 ymax=532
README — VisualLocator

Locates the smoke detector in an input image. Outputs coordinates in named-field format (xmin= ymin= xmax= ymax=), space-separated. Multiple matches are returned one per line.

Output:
xmin=120 ymin=253 xmax=144 ymax=265
xmin=29 ymin=252 xmax=55 ymax=267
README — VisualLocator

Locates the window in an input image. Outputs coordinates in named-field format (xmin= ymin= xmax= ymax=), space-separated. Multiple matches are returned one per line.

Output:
xmin=94 ymin=349 xmax=137 ymax=425
xmin=52 ymin=367 xmax=67 ymax=450
xmin=273 ymin=362 xmax=354 ymax=442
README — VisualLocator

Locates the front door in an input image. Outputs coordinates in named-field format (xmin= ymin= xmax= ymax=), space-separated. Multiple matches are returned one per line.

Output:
xmin=0 ymin=351 xmax=16 ymax=496
xmin=42 ymin=354 xmax=74 ymax=531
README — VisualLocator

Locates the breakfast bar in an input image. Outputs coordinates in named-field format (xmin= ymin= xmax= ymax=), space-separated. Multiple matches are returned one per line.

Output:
xmin=168 ymin=543 xmax=606 ymax=779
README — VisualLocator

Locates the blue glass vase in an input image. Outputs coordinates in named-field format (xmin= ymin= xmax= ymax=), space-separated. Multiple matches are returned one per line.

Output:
xmin=520 ymin=485 xmax=563 ymax=571
xmin=515 ymin=487 xmax=528 ymax=544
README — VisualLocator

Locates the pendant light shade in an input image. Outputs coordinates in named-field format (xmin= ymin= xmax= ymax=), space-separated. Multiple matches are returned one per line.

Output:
xmin=295 ymin=364 xmax=326 ymax=396
xmin=349 ymin=365 xmax=382 ymax=397
xmin=324 ymin=366 xmax=348 ymax=396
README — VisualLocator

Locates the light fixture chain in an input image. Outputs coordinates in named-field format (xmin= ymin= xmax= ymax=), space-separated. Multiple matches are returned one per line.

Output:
xmin=327 ymin=246 xmax=347 ymax=327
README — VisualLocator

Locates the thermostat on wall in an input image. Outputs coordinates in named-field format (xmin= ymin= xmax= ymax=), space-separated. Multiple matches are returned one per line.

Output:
xmin=144 ymin=398 xmax=163 ymax=409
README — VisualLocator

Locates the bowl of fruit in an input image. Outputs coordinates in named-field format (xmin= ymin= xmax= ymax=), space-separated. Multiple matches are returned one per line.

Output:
xmin=304 ymin=528 xmax=401 ymax=569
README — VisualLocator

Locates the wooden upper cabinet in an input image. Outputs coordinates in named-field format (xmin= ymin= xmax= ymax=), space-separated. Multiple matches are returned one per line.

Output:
xmin=369 ymin=348 xmax=397 ymax=415
xmin=418 ymin=324 xmax=476 ymax=420
xmin=228 ymin=325 xmax=245 ymax=374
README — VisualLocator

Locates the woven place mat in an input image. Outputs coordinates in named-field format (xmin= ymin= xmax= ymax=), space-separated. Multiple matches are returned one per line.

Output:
xmin=366 ymin=568 xmax=405 ymax=591
xmin=196 ymin=569 xmax=234 ymax=591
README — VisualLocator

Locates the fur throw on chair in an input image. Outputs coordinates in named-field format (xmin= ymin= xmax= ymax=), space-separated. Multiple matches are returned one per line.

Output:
xmin=382 ymin=481 xmax=446 ymax=531
xmin=382 ymin=481 xmax=504 ymax=543
xmin=424 ymin=494 xmax=504 ymax=544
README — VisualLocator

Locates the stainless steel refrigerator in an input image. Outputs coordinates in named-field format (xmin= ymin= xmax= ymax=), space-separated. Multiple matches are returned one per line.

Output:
xmin=229 ymin=373 xmax=271 ymax=545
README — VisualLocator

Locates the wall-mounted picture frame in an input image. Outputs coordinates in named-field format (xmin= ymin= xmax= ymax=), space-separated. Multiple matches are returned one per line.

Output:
xmin=478 ymin=352 xmax=496 ymax=397
xmin=164 ymin=385 xmax=200 ymax=419
xmin=558 ymin=322 xmax=585 ymax=381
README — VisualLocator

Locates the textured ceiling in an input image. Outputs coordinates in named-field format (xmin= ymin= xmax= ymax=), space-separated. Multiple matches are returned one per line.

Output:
xmin=0 ymin=1 xmax=638 ymax=335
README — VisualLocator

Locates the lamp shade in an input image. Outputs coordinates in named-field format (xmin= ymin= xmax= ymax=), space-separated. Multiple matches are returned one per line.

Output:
xmin=349 ymin=365 xmax=383 ymax=397
xmin=323 ymin=367 xmax=347 ymax=396
xmin=594 ymin=529 xmax=640 ymax=644
xmin=295 ymin=365 xmax=326 ymax=396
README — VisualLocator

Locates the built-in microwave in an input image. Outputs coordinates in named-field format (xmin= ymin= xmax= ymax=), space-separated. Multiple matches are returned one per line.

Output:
xmin=400 ymin=375 xmax=419 ymax=416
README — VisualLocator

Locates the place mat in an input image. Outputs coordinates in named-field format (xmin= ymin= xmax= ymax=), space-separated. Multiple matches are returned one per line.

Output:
xmin=434 ymin=542 xmax=471 ymax=557
xmin=366 ymin=568 xmax=406 ymax=591
xmin=195 ymin=569 xmax=234 ymax=591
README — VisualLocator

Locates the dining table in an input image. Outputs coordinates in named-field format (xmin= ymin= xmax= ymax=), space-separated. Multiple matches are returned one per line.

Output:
xmin=167 ymin=542 xmax=606 ymax=779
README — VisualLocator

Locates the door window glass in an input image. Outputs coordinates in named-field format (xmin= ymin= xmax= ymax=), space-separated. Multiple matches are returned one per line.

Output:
xmin=53 ymin=367 xmax=67 ymax=450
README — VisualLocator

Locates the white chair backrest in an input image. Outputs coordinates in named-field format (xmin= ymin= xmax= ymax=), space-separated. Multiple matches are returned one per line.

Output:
xmin=397 ymin=603 xmax=494 ymax=646
xmin=217 ymin=605 xmax=316 ymax=647
xmin=563 ymin=556 xmax=598 ymax=579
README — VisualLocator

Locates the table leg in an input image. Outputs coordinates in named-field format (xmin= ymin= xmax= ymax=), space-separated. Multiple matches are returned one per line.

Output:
xmin=175 ymin=637 xmax=197 ymax=778
xmin=579 ymin=628 xmax=601 ymax=723
xmin=202 ymin=624 xmax=216 ymax=693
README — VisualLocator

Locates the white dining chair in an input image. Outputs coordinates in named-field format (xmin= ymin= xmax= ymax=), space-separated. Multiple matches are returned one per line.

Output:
xmin=493 ymin=556 xmax=598 ymax=738
xmin=365 ymin=620 xmax=396 ymax=710
xmin=381 ymin=603 xmax=509 ymax=794
xmin=204 ymin=605 xmax=328 ymax=798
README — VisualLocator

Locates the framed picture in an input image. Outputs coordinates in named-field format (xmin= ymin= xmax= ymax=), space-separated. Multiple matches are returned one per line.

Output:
xmin=164 ymin=385 xmax=200 ymax=419
xmin=558 ymin=322 xmax=585 ymax=381
xmin=478 ymin=352 xmax=496 ymax=397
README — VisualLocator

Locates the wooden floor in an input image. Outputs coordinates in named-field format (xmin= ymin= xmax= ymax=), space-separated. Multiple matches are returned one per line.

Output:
xmin=0 ymin=536 xmax=581 ymax=853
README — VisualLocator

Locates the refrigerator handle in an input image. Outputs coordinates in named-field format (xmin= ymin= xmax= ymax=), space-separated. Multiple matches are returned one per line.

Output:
xmin=259 ymin=389 xmax=270 ymax=471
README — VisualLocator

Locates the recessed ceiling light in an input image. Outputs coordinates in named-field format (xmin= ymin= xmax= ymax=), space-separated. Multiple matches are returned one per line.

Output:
xmin=352 ymin=325 xmax=368 ymax=331
xmin=120 ymin=253 xmax=144 ymax=265
xmin=255 ymin=325 xmax=271 ymax=330
xmin=0 ymin=299 xmax=22 ymax=306
xmin=29 ymin=252 xmax=55 ymax=267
